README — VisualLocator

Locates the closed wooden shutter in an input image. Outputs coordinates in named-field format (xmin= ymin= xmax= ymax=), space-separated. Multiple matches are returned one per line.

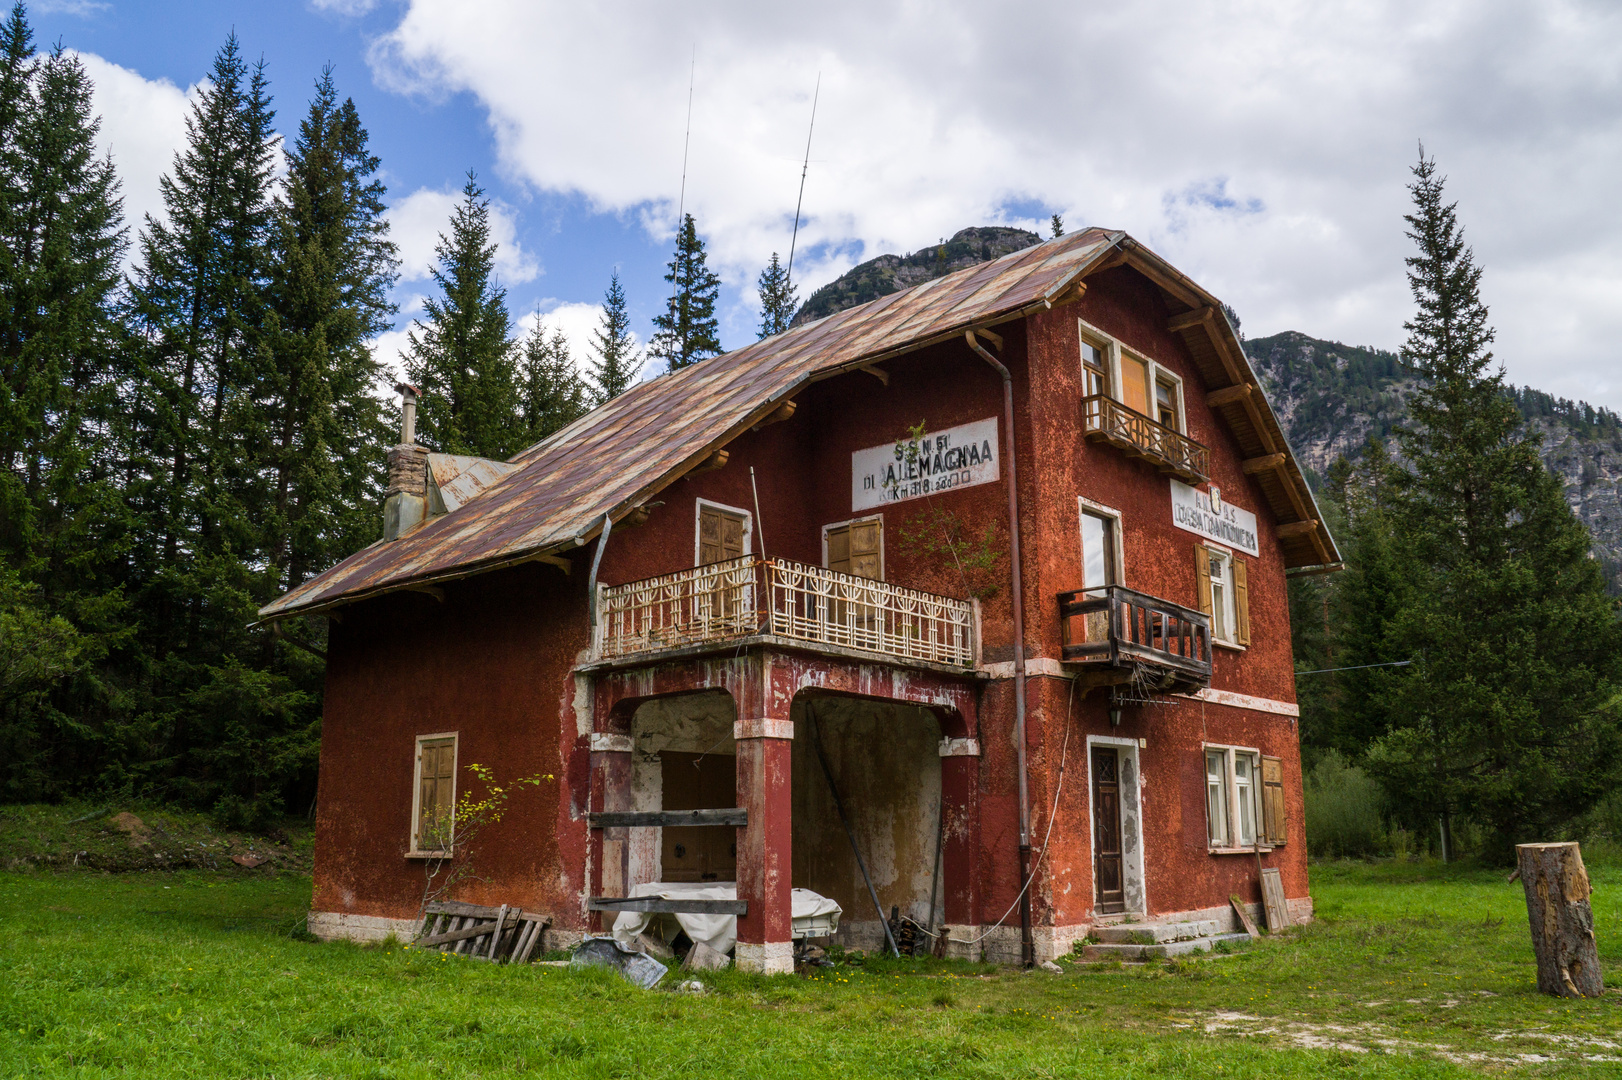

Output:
xmin=1234 ymin=558 xmax=1251 ymax=646
xmin=826 ymin=520 xmax=882 ymax=580
xmin=1194 ymin=546 xmax=1212 ymax=616
xmin=1261 ymin=755 xmax=1286 ymax=845
xmin=416 ymin=737 xmax=456 ymax=851
xmin=1119 ymin=354 xmax=1150 ymax=415
xmin=698 ymin=506 xmax=745 ymax=565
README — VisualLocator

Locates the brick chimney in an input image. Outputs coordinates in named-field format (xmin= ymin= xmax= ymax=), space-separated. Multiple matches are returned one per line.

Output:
xmin=383 ymin=383 xmax=428 ymax=541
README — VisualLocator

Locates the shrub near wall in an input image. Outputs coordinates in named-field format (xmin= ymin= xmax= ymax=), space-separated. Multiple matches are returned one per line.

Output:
xmin=1303 ymin=751 xmax=1388 ymax=858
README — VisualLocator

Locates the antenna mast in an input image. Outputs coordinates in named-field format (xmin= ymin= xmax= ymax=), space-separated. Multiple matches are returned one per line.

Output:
xmin=676 ymin=46 xmax=695 ymax=228
xmin=785 ymin=72 xmax=820 ymax=289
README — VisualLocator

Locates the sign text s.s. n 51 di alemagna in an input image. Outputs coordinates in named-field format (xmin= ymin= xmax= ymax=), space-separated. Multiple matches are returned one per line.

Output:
xmin=851 ymin=418 xmax=1000 ymax=512
xmin=1169 ymin=479 xmax=1259 ymax=556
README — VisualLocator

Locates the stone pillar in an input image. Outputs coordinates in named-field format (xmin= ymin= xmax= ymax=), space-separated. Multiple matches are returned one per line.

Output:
xmin=939 ymin=736 xmax=982 ymax=930
xmin=588 ymin=732 xmax=633 ymax=933
xmin=734 ymin=715 xmax=794 ymax=974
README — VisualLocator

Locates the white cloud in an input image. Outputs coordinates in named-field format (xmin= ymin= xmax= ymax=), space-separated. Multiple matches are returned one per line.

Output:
xmin=366 ymin=0 xmax=1622 ymax=410
xmin=75 ymin=53 xmax=198 ymax=253
xmin=388 ymin=185 xmax=540 ymax=286
xmin=309 ymin=0 xmax=379 ymax=15
xmin=34 ymin=0 xmax=109 ymax=15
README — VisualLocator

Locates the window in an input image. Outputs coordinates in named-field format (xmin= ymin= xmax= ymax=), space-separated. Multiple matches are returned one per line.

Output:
xmin=695 ymin=501 xmax=751 ymax=566
xmin=1155 ymin=376 xmax=1183 ymax=432
xmin=1081 ymin=340 xmax=1110 ymax=398
xmin=1204 ymin=745 xmax=1275 ymax=852
xmin=412 ymin=734 xmax=458 ymax=855
xmin=1079 ymin=509 xmax=1118 ymax=593
xmin=1195 ymin=545 xmax=1250 ymax=646
xmin=824 ymin=516 xmax=883 ymax=580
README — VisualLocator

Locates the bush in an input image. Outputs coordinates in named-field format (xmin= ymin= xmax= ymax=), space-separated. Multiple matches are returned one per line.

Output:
xmin=1304 ymin=751 xmax=1387 ymax=858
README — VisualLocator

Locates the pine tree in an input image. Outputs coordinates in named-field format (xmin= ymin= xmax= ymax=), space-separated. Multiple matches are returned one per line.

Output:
xmin=401 ymin=173 xmax=519 ymax=459
xmin=1049 ymin=213 xmax=1064 ymax=239
xmin=755 ymin=252 xmax=796 ymax=339
xmin=517 ymin=315 xmax=587 ymax=446
xmin=649 ymin=212 xmax=721 ymax=371
xmin=589 ymin=270 xmax=637 ymax=403
xmin=263 ymin=67 xmax=398 ymax=593
xmin=1363 ymin=149 xmax=1622 ymax=857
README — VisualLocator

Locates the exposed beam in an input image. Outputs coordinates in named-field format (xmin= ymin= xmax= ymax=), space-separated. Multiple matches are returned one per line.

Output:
xmin=751 ymin=399 xmax=797 ymax=430
xmin=587 ymin=808 xmax=748 ymax=828
xmin=1167 ymin=306 xmax=1215 ymax=333
xmin=406 ymin=584 xmax=445 ymax=602
xmin=531 ymin=553 xmax=572 ymax=574
xmin=1276 ymin=520 xmax=1320 ymax=540
xmin=859 ymin=364 xmax=890 ymax=386
xmin=1241 ymin=453 xmax=1287 ymax=475
xmin=686 ymin=448 xmax=729 ymax=476
xmin=1085 ymin=249 xmax=1130 ymax=276
xmin=621 ymin=501 xmax=663 ymax=529
xmin=1206 ymin=384 xmax=1253 ymax=408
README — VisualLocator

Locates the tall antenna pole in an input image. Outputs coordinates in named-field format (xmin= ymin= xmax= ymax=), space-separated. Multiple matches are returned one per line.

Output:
xmin=785 ymin=72 xmax=820 ymax=290
xmin=676 ymin=45 xmax=695 ymax=230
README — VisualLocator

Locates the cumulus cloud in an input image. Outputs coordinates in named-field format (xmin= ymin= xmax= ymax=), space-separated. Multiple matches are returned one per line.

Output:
xmin=365 ymin=0 xmax=1622 ymax=409
xmin=388 ymin=185 xmax=540 ymax=286
xmin=75 ymin=53 xmax=197 ymax=252
xmin=308 ymin=0 xmax=379 ymax=15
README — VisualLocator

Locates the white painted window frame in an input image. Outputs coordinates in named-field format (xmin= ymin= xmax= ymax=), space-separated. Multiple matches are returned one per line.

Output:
xmin=1086 ymin=734 xmax=1149 ymax=917
xmin=1203 ymin=542 xmax=1241 ymax=649
xmin=821 ymin=513 xmax=885 ymax=579
xmin=1076 ymin=316 xmax=1188 ymax=433
xmin=408 ymin=730 xmax=459 ymax=858
xmin=1202 ymin=742 xmax=1269 ymax=855
xmin=693 ymin=498 xmax=754 ymax=566
xmin=1076 ymin=497 xmax=1126 ymax=593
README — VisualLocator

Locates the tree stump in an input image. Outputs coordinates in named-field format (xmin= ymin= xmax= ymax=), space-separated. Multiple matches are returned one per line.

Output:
xmin=1516 ymin=842 xmax=1603 ymax=998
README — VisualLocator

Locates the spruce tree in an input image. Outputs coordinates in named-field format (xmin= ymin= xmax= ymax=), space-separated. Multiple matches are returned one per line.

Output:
xmin=1050 ymin=213 xmax=1064 ymax=239
xmin=649 ymin=212 xmax=721 ymax=371
xmin=589 ymin=270 xmax=637 ymax=403
xmin=755 ymin=252 xmax=796 ymax=339
xmin=264 ymin=67 xmax=398 ymax=592
xmin=517 ymin=315 xmax=587 ymax=446
xmin=401 ymin=173 xmax=520 ymax=459
xmin=1363 ymin=149 xmax=1622 ymax=856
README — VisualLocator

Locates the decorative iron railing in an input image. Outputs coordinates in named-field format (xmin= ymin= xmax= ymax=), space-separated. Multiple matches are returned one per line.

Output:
xmin=1081 ymin=394 xmax=1210 ymax=483
xmin=1057 ymin=585 xmax=1211 ymax=688
xmin=595 ymin=558 xmax=976 ymax=668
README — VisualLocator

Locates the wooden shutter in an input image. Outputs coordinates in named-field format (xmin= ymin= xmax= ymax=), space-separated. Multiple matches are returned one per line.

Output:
xmin=1194 ymin=546 xmax=1212 ymax=616
xmin=417 ymin=737 xmax=456 ymax=851
xmin=1233 ymin=559 xmax=1251 ymax=646
xmin=848 ymin=520 xmax=882 ymax=580
xmin=826 ymin=524 xmax=850 ymax=574
xmin=1261 ymin=755 xmax=1286 ymax=845
xmin=699 ymin=506 xmax=745 ymax=565
xmin=1119 ymin=354 xmax=1150 ymax=415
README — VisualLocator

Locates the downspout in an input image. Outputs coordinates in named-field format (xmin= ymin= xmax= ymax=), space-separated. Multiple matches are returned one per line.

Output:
xmin=586 ymin=513 xmax=613 ymax=648
xmin=965 ymin=329 xmax=1034 ymax=967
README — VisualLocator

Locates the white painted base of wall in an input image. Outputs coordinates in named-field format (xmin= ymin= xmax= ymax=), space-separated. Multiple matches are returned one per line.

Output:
xmin=308 ymin=911 xmax=418 ymax=943
xmin=735 ymin=940 xmax=794 ymax=975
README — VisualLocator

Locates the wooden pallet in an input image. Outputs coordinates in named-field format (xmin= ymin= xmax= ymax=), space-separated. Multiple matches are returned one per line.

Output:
xmin=416 ymin=901 xmax=552 ymax=963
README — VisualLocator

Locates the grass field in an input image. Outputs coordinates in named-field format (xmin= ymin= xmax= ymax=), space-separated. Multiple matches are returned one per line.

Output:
xmin=2 ymin=857 xmax=1622 ymax=1078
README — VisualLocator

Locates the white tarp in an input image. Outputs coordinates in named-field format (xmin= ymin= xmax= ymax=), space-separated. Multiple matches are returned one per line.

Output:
xmin=610 ymin=882 xmax=842 ymax=956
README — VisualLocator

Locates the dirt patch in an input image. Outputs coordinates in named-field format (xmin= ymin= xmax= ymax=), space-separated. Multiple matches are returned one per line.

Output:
xmin=111 ymin=812 xmax=151 ymax=848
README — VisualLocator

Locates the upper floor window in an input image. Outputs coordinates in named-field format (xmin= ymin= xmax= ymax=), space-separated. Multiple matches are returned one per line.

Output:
xmin=696 ymin=500 xmax=751 ymax=566
xmin=1155 ymin=376 xmax=1184 ymax=431
xmin=1196 ymin=544 xmax=1250 ymax=647
xmin=824 ymin=516 xmax=883 ymax=580
xmin=1081 ymin=340 xmax=1110 ymax=398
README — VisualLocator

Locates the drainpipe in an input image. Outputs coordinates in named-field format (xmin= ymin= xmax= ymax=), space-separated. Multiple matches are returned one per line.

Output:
xmin=586 ymin=513 xmax=613 ymax=650
xmin=965 ymin=329 xmax=1034 ymax=967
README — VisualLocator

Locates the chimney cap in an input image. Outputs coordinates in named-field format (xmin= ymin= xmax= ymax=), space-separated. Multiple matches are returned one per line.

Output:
xmin=394 ymin=382 xmax=421 ymax=401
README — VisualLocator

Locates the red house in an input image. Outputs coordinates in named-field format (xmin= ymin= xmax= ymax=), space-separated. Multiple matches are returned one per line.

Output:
xmin=259 ymin=229 xmax=1340 ymax=972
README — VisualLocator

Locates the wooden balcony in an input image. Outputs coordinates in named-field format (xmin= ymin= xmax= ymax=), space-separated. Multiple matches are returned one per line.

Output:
xmin=1082 ymin=394 xmax=1210 ymax=483
xmin=1057 ymin=585 xmax=1212 ymax=694
xmin=594 ymin=557 xmax=977 ymax=670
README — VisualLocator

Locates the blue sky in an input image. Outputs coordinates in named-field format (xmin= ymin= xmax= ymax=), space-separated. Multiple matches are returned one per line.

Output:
xmin=29 ymin=0 xmax=1622 ymax=411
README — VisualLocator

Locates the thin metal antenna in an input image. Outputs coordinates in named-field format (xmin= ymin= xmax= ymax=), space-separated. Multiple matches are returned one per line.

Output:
xmin=785 ymin=72 xmax=820 ymax=290
xmin=676 ymin=46 xmax=695 ymax=231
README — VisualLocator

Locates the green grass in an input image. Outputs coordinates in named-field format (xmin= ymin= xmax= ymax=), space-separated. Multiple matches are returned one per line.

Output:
xmin=2 ymin=857 xmax=1621 ymax=1077
xmin=0 ymin=802 xmax=313 ymax=873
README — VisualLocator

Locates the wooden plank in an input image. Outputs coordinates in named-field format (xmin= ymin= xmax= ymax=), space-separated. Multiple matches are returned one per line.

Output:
xmin=587 ymin=809 xmax=748 ymax=829
xmin=1260 ymin=868 xmax=1292 ymax=931
xmin=1205 ymin=383 xmax=1252 ymax=408
xmin=1230 ymin=894 xmax=1261 ymax=940
xmin=416 ymin=921 xmax=500 ymax=948
xmin=425 ymin=900 xmax=504 ymax=919
xmin=486 ymin=905 xmax=510 ymax=960
xmin=1166 ymin=306 xmax=1215 ymax=332
xmin=586 ymin=897 xmax=748 ymax=915
xmin=1241 ymin=452 xmax=1286 ymax=474
xmin=515 ymin=917 xmax=552 ymax=964
xmin=1276 ymin=520 xmax=1319 ymax=540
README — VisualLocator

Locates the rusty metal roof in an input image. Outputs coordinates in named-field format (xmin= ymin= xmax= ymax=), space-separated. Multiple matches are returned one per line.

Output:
xmin=259 ymin=227 xmax=1332 ymax=621
xmin=427 ymin=454 xmax=520 ymax=514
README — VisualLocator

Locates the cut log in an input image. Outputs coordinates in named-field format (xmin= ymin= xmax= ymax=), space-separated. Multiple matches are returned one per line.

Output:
xmin=1517 ymin=842 xmax=1603 ymax=998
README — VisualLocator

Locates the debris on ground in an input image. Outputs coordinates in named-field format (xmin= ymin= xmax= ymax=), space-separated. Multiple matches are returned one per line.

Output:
xmin=571 ymin=936 xmax=669 ymax=989
xmin=682 ymin=941 xmax=730 ymax=972
xmin=1038 ymin=960 xmax=1064 ymax=974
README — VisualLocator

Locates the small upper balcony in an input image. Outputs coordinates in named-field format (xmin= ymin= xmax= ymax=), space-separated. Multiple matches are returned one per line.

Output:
xmin=592 ymin=556 xmax=977 ymax=672
xmin=1082 ymin=394 xmax=1210 ymax=483
xmin=1057 ymin=585 xmax=1212 ymax=695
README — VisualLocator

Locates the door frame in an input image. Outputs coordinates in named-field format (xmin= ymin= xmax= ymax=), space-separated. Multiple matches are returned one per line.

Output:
xmin=1085 ymin=735 xmax=1148 ymax=918
xmin=693 ymin=498 xmax=754 ymax=565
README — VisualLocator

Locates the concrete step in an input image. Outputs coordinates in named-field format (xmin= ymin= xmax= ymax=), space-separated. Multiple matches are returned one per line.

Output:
xmin=1080 ymin=932 xmax=1252 ymax=962
xmin=1091 ymin=920 xmax=1221 ymax=945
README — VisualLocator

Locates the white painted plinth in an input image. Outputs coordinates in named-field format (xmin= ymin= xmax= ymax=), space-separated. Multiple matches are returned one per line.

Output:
xmin=734 ymin=940 xmax=794 ymax=975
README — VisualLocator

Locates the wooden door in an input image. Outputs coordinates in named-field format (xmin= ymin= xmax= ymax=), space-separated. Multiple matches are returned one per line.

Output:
xmin=660 ymin=751 xmax=738 ymax=883
xmin=1092 ymin=747 xmax=1125 ymax=913
xmin=826 ymin=519 xmax=882 ymax=580
xmin=698 ymin=506 xmax=745 ymax=565
xmin=1119 ymin=354 xmax=1150 ymax=417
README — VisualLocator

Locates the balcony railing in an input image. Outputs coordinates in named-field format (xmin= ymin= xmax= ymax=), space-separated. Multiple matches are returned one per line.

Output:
xmin=595 ymin=557 xmax=976 ymax=668
xmin=1082 ymin=394 xmax=1210 ymax=483
xmin=1057 ymin=585 xmax=1211 ymax=692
